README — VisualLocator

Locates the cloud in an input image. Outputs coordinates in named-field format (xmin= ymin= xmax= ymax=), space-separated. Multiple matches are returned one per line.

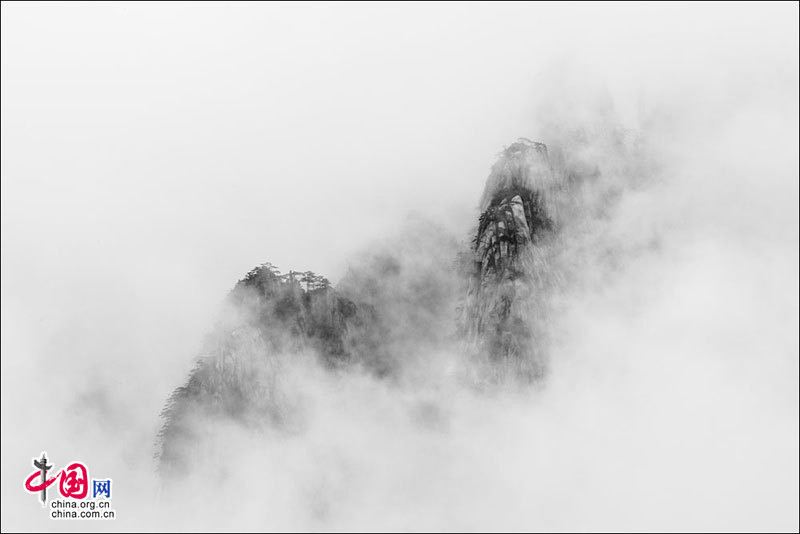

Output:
xmin=2 ymin=2 xmax=797 ymax=532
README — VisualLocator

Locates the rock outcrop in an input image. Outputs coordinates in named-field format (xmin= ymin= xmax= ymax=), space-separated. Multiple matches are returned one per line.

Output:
xmin=158 ymin=138 xmax=569 ymax=474
xmin=157 ymin=263 xmax=372 ymax=475
xmin=459 ymin=139 xmax=557 ymax=381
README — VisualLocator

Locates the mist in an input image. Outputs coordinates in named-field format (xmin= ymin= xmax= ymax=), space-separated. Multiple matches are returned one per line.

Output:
xmin=2 ymin=2 xmax=798 ymax=532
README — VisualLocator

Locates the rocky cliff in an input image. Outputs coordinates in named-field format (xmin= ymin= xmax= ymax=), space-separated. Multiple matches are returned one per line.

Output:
xmin=459 ymin=139 xmax=559 ymax=382
xmin=157 ymin=264 xmax=374 ymax=474
xmin=158 ymin=138 xmax=574 ymax=473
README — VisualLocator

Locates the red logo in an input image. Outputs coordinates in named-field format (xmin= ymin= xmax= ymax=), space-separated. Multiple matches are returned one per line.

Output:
xmin=24 ymin=453 xmax=89 ymax=504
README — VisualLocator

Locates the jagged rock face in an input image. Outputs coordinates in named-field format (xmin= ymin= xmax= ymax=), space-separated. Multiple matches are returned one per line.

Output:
xmin=227 ymin=265 xmax=361 ymax=363
xmin=158 ymin=139 xmax=566 ymax=474
xmin=460 ymin=139 xmax=556 ymax=380
xmin=478 ymin=139 xmax=556 ymax=212
xmin=158 ymin=264 xmax=371 ymax=475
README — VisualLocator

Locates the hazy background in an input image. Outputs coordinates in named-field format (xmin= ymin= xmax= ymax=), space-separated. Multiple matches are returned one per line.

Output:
xmin=2 ymin=2 xmax=798 ymax=532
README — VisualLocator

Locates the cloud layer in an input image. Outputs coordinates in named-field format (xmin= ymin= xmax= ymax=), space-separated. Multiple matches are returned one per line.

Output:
xmin=2 ymin=3 xmax=797 ymax=532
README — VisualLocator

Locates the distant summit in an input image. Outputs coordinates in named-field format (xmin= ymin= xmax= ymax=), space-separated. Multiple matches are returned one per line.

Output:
xmin=158 ymin=263 xmax=371 ymax=475
xmin=460 ymin=139 xmax=557 ymax=382
xmin=479 ymin=138 xmax=554 ymax=211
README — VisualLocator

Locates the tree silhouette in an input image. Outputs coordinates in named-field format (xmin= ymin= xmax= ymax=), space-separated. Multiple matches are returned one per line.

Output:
xmin=300 ymin=271 xmax=315 ymax=292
